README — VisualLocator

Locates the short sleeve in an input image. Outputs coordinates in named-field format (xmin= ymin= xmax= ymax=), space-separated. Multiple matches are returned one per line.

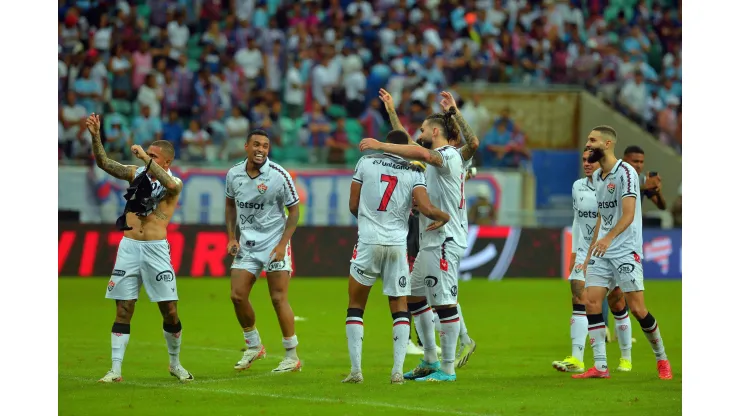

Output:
xmin=225 ymin=170 xmax=235 ymax=199
xmin=282 ymin=171 xmax=300 ymax=207
xmin=352 ymin=158 xmax=364 ymax=184
xmin=619 ymin=164 xmax=639 ymax=199
xmin=412 ymin=169 xmax=427 ymax=190
xmin=435 ymin=147 xmax=457 ymax=174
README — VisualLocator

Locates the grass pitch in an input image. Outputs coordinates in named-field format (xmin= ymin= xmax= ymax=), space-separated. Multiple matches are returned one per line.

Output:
xmin=59 ymin=278 xmax=681 ymax=416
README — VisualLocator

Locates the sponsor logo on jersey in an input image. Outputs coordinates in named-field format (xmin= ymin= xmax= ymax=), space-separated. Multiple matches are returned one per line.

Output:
xmin=236 ymin=200 xmax=265 ymax=210
xmin=267 ymin=260 xmax=285 ymax=271
xmin=257 ymin=183 xmax=268 ymax=194
xmin=245 ymin=240 xmax=256 ymax=248
xmin=156 ymin=271 xmax=175 ymax=282
xmin=578 ymin=210 xmax=598 ymax=218
xmin=607 ymin=183 xmax=616 ymax=194
xmin=353 ymin=265 xmax=366 ymax=276
xmin=602 ymin=214 xmax=614 ymax=226
xmin=240 ymin=214 xmax=255 ymax=225
xmin=598 ymin=200 xmax=618 ymax=209
xmin=585 ymin=224 xmax=595 ymax=235
xmin=617 ymin=263 xmax=635 ymax=275
xmin=112 ymin=269 xmax=126 ymax=277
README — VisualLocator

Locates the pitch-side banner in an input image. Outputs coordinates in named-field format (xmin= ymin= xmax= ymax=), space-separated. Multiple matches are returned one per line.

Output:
xmin=57 ymin=165 xmax=523 ymax=226
xmin=561 ymin=228 xmax=682 ymax=279
xmin=58 ymin=224 xmax=563 ymax=278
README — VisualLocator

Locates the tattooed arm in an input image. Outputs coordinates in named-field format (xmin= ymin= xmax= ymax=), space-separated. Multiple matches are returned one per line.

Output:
xmin=440 ymin=92 xmax=479 ymax=161
xmin=86 ymin=114 xmax=137 ymax=182
xmin=379 ymin=88 xmax=417 ymax=145
xmin=131 ymin=145 xmax=183 ymax=195
xmin=359 ymin=139 xmax=445 ymax=168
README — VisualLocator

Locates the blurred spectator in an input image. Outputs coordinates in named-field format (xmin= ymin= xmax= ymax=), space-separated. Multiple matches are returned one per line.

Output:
xmin=344 ymin=67 xmax=367 ymax=118
xmin=182 ymin=119 xmax=213 ymax=162
xmin=460 ymin=93 xmax=492 ymax=139
xmin=481 ymin=122 xmax=530 ymax=169
xmin=623 ymin=145 xmax=667 ymax=211
xmin=284 ymin=59 xmax=305 ymax=119
xmin=60 ymin=91 xmax=88 ymax=158
xmin=468 ymin=191 xmax=497 ymax=225
xmin=304 ymin=103 xmax=332 ymax=164
xmin=657 ymin=96 xmax=680 ymax=151
xmin=137 ymin=73 xmax=163 ymax=119
xmin=74 ymin=65 xmax=103 ymax=115
xmin=131 ymin=105 xmax=162 ymax=148
xmin=618 ymin=71 xmax=648 ymax=123
xmin=671 ymin=182 xmax=681 ymax=228
xmin=327 ymin=118 xmax=351 ymax=165
xmin=202 ymin=20 xmax=228 ymax=53
xmin=235 ymin=38 xmax=264 ymax=87
xmin=109 ymin=44 xmax=133 ymax=99
xmin=167 ymin=10 xmax=190 ymax=59
xmin=224 ymin=107 xmax=250 ymax=161
xmin=103 ymin=113 xmax=129 ymax=158
xmin=265 ymin=40 xmax=285 ymax=93
xmin=132 ymin=41 xmax=153 ymax=90
xmin=162 ymin=109 xmax=184 ymax=159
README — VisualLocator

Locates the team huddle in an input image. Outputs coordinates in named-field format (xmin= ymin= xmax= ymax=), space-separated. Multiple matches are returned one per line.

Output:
xmin=87 ymin=92 xmax=671 ymax=384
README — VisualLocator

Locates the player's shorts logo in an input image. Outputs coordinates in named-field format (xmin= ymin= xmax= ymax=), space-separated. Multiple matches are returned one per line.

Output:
xmin=398 ymin=276 xmax=407 ymax=288
xmin=267 ymin=260 xmax=285 ymax=271
xmin=112 ymin=269 xmax=126 ymax=277
xmin=574 ymin=264 xmax=583 ymax=274
xmin=617 ymin=263 xmax=635 ymax=275
xmin=450 ymin=285 xmax=458 ymax=296
xmin=245 ymin=240 xmax=256 ymax=248
xmin=107 ymin=280 xmax=116 ymax=292
xmin=353 ymin=265 xmax=366 ymax=276
xmin=352 ymin=244 xmax=358 ymax=260
xmin=632 ymin=252 xmax=641 ymax=264
xmin=607 ymin=183 xmax=616 ymax=194
xmin=257 ymin=183 xmax=268 ymax=194
xmin=156 ymin=271 xmax=175 ymax=282
xmin=588 ymin=259 xmax=595 ymax=265
xmin=424 ymin=276 xmax=438 ymax=287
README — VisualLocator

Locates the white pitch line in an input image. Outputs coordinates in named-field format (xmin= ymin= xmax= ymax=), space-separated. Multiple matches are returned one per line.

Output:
xmin=60 ymin=376 xmax=495 ymax=416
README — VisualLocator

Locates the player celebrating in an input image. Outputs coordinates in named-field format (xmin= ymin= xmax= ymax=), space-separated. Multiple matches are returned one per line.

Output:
xmin=225 ymin=129 xmax=302 ymax=373
xmin=552 ymin=148 xmax=633 ymax=373
xmin=360 ymin=92 xmax=479 ymax=382
xmin=574 ymin=126 xmax=672 ymax=380
xmin=344 ymin=130 xmax=450 ymax=384
xmin=87 ymin=114 xmax=193 ymax=383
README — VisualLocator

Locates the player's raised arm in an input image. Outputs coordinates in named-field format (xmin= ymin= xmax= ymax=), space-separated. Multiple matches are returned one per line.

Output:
xmin=379 ymin=88 xmax=417 ymax=145
xmin=360 ymin=138 xmax=445 ymax=168
xmin=130 ymin=144 xmax=183 ymax=195
xmin=440 ymin=92 xmax=479 ymax=161
xmin=87 ymin=113 xmax=137 ymax=183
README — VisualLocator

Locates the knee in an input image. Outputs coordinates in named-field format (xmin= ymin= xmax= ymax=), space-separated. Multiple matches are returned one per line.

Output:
xmin=115 ymin=300 xmax=135 ymax=322
xmin=160 ymin=302 xmax=179 ymax=324
xmin=270 ymin=291 xmax=286 ymax=307
xmin=584 ymin=297 xmax=601 ymax=314
xmin=231 ymin=291 xmax=245 ymax=306
xmin=571 ymin=294 xmax=585 ymax=306
xmin=630 ymin=305 xmax=649 ymax=320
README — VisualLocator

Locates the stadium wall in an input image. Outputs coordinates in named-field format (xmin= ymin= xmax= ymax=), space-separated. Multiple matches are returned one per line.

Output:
xmin=58 ymin=224 xmax=681 ymax=280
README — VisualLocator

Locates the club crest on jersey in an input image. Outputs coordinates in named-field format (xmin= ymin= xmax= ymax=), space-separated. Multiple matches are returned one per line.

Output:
xmin=257 ymin=183 xmax=268 ymax=194
xmin=607 ymin=183 xmax=616 ymax=194
xmin=440 ymin=258 xmax=449 ymax=272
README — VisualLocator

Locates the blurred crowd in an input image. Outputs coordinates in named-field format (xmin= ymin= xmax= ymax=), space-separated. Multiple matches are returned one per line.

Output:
xmin=58 ymin=0 xmax=682 ymax=167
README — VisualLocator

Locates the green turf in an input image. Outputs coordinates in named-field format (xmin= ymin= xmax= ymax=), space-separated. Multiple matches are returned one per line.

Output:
xmin=59 ymin=278 xmax=681 ymax=416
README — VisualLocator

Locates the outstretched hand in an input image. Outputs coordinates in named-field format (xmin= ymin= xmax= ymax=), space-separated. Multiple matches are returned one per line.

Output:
xmin=439 ymin=91 xmax=458 ymax=112
xmin=379 ymin=88 xmax=395 ymax=111
xmin=359 ymin=138 xmax=382 ymax=152
xmin=86 ymin=113 xmax=101 ymax=135
xmin=131 ymin=145 xmax=149 ymax=161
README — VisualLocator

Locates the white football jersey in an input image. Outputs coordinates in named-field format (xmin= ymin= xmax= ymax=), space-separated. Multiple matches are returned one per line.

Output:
xmin=571 ymin=177 xmax=598 ymax=254
xmin=459 ymin=148 xmax=473 ymax=171
xmin=134 ymin=165 xmax=175 ymax=216
xmin=353 ymin=153 xmax=427 ymax=245
xmin=419 ymin=145 xmax=468 ymax=250
xmin=593 ymin=160 xmax=643 ymax=259
xmin=225 ymin=158 xmax=299 ymax=252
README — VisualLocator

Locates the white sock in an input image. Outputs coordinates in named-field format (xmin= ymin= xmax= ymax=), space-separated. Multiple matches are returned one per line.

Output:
xmin=111 ymin=323 xmax=130 ymax=374
xmin=588 ymin=314 xmax=608 ymax=371
xmin=458 ymin=303 xmax=472 ymax=345
xmin=571 ymin=305 xmax=588 ymax=361
xmin=612 ymin=307 xmax=633 ymax=360
xmin=410 ymin=302 xmax=438 ymax=363
xmin=437 ymin=307 xmax=461 ymax=375
xmin=346 ymin=308 xmax=364 ymax=373
xmin=433 ymin=310 xmax=442 ymax=333
xmin=163 ymin=322 xmax=182 ymax=368
xmin=282 ymin=335 xmax=299 ymax=360
xmin=638 ymin=313 xmax=668 ymax=361
xmin=392 ymin=312 xmax=411 ymax=375
xmin=243 ymin=328 xmax=262 ymax=349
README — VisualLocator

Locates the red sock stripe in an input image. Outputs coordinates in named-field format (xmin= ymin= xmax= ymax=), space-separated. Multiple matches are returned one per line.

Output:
xmin=393 ymin=321 xmax=410 ymax=327
xmin=643 ymin=324 xmax=659 ymax=333
xmin=346 ymin=321 xmax=364 ymax=326
xmin=440 ymin=318 xmax=460 ymax=324
xmin=589 ymin=325 xmax=606 ymax=331
xmin=412 ymin=307 xmax=432 ymax=316
xmin=615 ymin=314 xmax=630 ymax=321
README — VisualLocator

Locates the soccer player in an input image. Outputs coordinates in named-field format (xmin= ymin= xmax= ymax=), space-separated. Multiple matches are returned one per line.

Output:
xmin=360 ymin=91 xmax=479 ymax=382
xmin=344 ymin=130 xmax=450 ymax=384
xmin=552 ymin=148 xmax=633 ymax=374
xmin=574 ymin=126 xmax=673 ymax=380
xmin=225 ymin=129 xmax=302 ymax=373
xmin=86 ymin=114 xmax=193 ymax=383
xmin=622 ymin=145 xmax=667 ymax=210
